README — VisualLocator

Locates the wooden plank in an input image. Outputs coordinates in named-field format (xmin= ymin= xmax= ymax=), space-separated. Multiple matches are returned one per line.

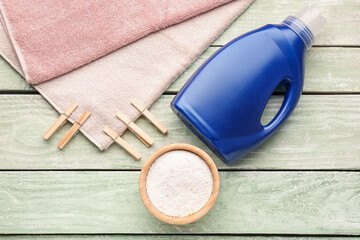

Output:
xmin=0 ymin=94 xmax=359 ymax=170
xmin=0 ymin=236 xmax=355 ymax=240
xmin=213 ymin=0 xmax=360 ymax=46
xmin=0 ymin=171 xmax=359 ymax=234
xmin=169 ymin=47 xmax=360 ymax=93
xmin=1 ymin=47 xmax=359 ymax=93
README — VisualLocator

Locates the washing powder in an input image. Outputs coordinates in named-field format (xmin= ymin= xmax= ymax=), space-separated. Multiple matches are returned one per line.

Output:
xmin=146 ymin=150 xmax=213 ymax=217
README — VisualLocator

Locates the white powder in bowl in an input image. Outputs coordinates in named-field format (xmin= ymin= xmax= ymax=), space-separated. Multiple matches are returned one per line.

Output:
xmin=146 ymin=150 xmax=213 ymax=217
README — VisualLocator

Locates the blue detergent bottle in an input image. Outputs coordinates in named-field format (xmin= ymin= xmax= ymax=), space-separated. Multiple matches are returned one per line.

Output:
xmin=171 ymin=7 xmax=326 ymax=164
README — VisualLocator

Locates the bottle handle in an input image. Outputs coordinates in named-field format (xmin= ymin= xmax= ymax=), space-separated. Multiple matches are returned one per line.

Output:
xmin=262 ymin=78 xmax=302 ymax=136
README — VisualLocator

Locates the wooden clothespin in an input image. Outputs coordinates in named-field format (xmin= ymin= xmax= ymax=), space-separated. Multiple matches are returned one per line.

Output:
xmin=131 ymin=99 xmax=168 ymax=134
xmin=116 ymin=111 xmax=154 ymax=147
xmin=43 ymin=102 xmax=78 ymax=140
xmin=103 ymin=126 xmax=141 ymax=160
xmin=57 ymin=110 xmax=91 ymax=149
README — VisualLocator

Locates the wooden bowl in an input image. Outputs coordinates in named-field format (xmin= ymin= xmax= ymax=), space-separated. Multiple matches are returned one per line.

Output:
xmin=139 ymin=143 xmax=220 ymax=225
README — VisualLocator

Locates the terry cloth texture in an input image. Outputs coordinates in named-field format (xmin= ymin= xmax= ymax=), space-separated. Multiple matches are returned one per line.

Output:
xmin=0 ymin=0 xmax=234 ymax=84
xmin=0 ymin=0 xmax=254 ymax=150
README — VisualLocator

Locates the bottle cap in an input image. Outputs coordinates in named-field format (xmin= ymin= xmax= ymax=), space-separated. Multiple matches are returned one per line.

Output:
xmin=283 ymin=7 xmax=326 ymax=48
xmin=295 ymin=7 xmax=327 ymax=38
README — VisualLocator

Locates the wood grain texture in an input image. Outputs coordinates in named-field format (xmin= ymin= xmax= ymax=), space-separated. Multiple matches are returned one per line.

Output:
xmin=0 ymin=94 xmax=359 ymax=170
xmin=213 ymin=0 xmax=360 ymax=46
xmin=57 ymin=110 xmax=91 ymax=150
xmin=1 ymin=47 xmax=359 ymax=93
xmin=131 ymin=98 xmax=168 ymax=134
xmin=42 ymin=102 xmax=78 ymax=140
xmin=0 ymin=236 xmax=355 ymax=240
xmin=0 ymin=0 xmax=358 ymax=238
xmin=168 ymin=47 xmax=360 ymax=93
xmin=103 ymin=126 xmax=142 ymax=161
xmin=0 ymin=171 xmax=359 ymax=234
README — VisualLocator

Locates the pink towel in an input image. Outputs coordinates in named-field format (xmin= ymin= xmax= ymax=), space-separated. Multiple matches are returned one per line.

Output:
xmin=0 ymin=0 xmax=254 ymax=150
xmin=0 ymin=0 xmax=233 ymax=84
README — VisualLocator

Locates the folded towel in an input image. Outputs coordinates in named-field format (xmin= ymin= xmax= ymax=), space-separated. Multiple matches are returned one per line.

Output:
xmin=0 ymin=0 xmax=254 ymax=150
xmin=0 ymin=0 xmax=234 ymax=84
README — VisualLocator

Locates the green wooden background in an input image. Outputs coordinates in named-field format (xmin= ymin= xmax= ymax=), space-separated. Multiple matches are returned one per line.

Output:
xmin=0 ymin=0 xmax=359 ymax=239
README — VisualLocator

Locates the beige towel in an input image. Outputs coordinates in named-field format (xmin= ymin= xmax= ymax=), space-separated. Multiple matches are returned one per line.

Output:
xmin=0 ymin=0 xmax=254 ymax=150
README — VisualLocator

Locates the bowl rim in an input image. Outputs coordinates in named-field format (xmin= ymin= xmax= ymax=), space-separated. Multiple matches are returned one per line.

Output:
xmin=139 ymin=143 xmax=220 ymax=225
